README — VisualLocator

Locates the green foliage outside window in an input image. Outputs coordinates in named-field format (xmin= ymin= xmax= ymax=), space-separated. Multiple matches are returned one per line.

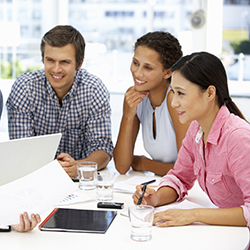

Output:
xmin=231 ymin=40 xmax=250 ymax=55
xmin=1 ymin=59 xmax=41 ymax=79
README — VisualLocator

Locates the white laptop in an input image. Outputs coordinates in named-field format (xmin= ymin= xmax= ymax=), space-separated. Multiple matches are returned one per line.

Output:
xmin=0 ymin=133 xmax=62 ymax=186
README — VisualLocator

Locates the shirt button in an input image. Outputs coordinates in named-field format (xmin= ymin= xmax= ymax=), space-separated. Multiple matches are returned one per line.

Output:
xmin=212 ymin=179 xmax=214 ymax=182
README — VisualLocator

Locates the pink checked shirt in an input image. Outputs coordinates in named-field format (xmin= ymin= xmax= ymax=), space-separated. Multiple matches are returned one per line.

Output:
xmin=158 ymin=105 xmax=250 ymax=227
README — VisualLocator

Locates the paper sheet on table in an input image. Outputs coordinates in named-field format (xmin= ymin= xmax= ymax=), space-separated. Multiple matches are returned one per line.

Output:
xmin=0 ymin=160 xmax=77 ymax=225
xmin=113 ymin=176 xmax=161 ymax=193
xmin=155 ymin=199 xmax=204 ymax=213
xmin=56 ymin=192 xmax=93 ymax=206
xmin=120 ymin=199 xmax=204 ymax=217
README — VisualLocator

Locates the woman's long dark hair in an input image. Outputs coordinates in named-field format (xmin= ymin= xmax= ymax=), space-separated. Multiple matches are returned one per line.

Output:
xmin=171 ymin=51 xmax=246 ymax=120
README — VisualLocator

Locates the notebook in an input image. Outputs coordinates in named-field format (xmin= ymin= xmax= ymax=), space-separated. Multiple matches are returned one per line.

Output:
xmin=0 ymin=133 xmax=62 ymax=186
xmin=39 ymin=208 xmax=117 ymax=233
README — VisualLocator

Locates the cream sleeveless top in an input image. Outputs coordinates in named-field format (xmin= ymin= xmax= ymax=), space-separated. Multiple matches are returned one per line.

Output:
xmin=137 ymin=87 xmax=178 ymax=163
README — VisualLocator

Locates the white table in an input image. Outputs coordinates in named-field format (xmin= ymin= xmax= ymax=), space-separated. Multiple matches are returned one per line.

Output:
xmin=0 ymin=165 xmax=249 ymax=250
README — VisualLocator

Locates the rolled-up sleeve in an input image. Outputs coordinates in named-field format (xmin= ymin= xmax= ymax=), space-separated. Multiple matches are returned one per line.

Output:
xmin=157 ymin=123 xmax=197 ymax=201
xmin=83 ymin=79 xmax=113 ymax=159
xmin=6 ymin=77 xmax=35 ymax=139
xmin=241 ymin=203 xmax=250 ymax=228
xmin=228 ymin=128 xmax=250 ymax=228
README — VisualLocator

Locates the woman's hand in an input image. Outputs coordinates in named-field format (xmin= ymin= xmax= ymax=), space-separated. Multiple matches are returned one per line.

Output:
xmin=11 ymin=212 xmax=41 ymax=232
xmin=123 ymin=87 xmax=148 ymax=119
xmin=132 ymin=185 xmax=159 ymax=206
xmin=131 ymin=155 xmax=147 ymax=172
xmin=153 ymin=209 xmax=196 ymax=227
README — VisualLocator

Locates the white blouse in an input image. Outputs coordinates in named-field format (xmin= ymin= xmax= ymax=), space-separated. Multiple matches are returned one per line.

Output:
xmin=137 ymin=87 xmax=177 ymax=163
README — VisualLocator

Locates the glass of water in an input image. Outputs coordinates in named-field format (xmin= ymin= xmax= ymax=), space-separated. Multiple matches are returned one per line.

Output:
xmin=128 ymin=205 xmax=154 ymax=242
xmin=77 ymin=161 xmax=98 ymax=190
xmin=96 ymin=172 xmax=116 ymax=201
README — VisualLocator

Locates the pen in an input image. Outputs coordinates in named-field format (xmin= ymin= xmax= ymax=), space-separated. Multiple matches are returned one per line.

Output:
xmin=140 ymin=179 xmax=156 ymax=186
xmin=137 ymin=179 xmax=156 ymax=205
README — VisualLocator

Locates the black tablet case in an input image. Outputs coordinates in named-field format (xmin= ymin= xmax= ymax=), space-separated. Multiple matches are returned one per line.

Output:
xmin=39 ymin=208 xmax=117 ymax=233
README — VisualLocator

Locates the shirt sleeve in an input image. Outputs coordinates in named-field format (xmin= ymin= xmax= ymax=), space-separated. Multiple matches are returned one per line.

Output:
xmin=83 ymin=80 xmax=113 ymax=159
xmin=6 ymin=76 xmax=35 ymax=139
xmin=157 ymin=122 xmax=197 ymax=200
xmin=227 ymin=127 xmax=250 ymax=228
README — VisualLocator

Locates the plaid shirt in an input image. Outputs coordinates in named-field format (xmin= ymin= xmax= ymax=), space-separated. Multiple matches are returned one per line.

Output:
xmin=7 ymin=68 xmax=113 ymax=160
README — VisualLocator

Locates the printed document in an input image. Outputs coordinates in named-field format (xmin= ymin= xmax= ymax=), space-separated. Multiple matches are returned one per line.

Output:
xmin=113 ymin=176 xmax=161 ymax=193
xmin=0 ymin=160 xmax=77 ymax=225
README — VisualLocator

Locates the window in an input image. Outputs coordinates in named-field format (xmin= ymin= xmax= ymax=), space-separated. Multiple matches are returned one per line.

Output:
xmin=32 ymin=10 xmax=41 ymax=20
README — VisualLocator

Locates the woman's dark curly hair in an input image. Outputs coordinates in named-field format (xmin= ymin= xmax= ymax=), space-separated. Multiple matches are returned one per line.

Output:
xmin=134 ymin=31 xmax=183 ymax=71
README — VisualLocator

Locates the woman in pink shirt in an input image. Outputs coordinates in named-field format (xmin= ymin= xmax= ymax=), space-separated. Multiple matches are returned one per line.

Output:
xmin=133 ymin=51 xmax=250 ymax=229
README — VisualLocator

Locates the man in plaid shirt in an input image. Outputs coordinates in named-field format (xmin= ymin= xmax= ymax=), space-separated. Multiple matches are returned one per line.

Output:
xmin=6 ymin=25 xmax=113 ymax=178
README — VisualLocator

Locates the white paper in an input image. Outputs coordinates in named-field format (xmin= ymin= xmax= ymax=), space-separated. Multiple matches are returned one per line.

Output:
xmin=56 ymin=192 xmax=93 ymax=206
xmin=113 ymin=176 xmax=161 ymax=193
xmin=120 ymin=199 xmax=204 ymax=218
xmin=0 ymin=160 xmax=77 ymax=225
xmin=155 ymin=199 xmax=204 ymax=213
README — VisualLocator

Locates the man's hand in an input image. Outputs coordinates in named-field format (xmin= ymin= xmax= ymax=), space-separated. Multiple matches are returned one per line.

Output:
xmin=11 ymin=212 xmax=41 ymax=232
xmin=57 ymin=153 xmax=77 ymax=178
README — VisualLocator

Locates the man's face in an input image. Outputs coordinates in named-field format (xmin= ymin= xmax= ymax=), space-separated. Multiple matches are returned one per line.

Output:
xmin=43 ymin=43 xmax=81 ymax=100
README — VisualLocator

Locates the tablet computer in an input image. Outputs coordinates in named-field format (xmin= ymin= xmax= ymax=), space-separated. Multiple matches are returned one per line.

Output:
xmin=39 ymin=208 xmax=117 ymax=233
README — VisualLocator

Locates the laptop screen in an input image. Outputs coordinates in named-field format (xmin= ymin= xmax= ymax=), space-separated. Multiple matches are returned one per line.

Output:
xmin=0 ymin=133 xmax=62 ymax=186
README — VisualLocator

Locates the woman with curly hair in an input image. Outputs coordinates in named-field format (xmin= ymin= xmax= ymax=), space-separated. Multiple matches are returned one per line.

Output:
xmin=114 ymin=31 xmax=190 ymax=176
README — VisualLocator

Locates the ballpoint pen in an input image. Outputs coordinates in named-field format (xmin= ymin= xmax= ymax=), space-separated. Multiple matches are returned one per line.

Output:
xmin=137 ymin=179 xmax=156 ymax=205
xmin=140 ymin=179 xmax=156 ymax=186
